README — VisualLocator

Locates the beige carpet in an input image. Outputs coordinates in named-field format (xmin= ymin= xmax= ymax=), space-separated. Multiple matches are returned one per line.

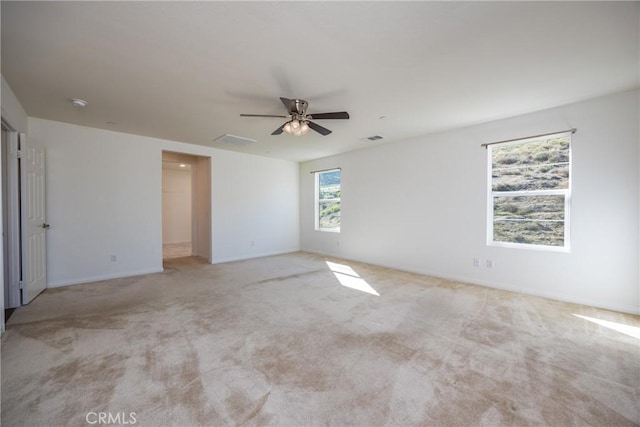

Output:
xmin=2 ymin=252 xmax=638 ymax=426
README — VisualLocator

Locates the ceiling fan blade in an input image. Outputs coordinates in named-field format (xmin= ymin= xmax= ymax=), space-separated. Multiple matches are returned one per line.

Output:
xmin=240 ymin=114 xmax=288 ymax=118
xmin=279 ymin=97 xmax=293 ymax=111
xmin=308 ymin=111 xmax=350 ymax=120
xmin=307 ymin=121 xmax=332 ymax=136
xmin=271 ymin=123 xmax=286 ymax=135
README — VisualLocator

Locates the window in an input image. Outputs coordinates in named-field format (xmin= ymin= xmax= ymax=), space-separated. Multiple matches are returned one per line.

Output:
xmin=316 ymin=169 xmax=341 ymax=232
xmin=488 ymin=131 xmax=571 ymax=250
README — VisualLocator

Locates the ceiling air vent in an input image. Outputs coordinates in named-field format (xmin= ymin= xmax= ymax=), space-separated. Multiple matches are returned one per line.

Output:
xmin=213 ymin=134 xmax=256 ymax=146
xmin=362 ymin=135 xmax=383 ymax=141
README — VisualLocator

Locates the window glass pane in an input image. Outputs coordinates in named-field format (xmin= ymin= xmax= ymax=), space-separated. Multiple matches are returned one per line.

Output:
xmin=493 ymin=220 xmax=565 ymax=247
xmin=317 ymin=169 xmax=341 ymax=231
xmin=319 ymin=170 xmax=341 ymax=201
xmin=319 ymin=201 xmax=340 ymax=230
xmin=492 ymin=163 xmax=569 ymax=191
xmin=493 ymin=195 xmax=565 ymax=246
xmin=494 ymin=195 xmax=565 ymax=221
xmin=492 ymin=137 xmax=570 ymax=169
xmin=492 ymin=137 xmax=570 ymax=192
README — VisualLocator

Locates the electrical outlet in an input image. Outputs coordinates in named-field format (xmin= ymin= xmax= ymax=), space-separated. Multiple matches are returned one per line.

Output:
xmin=486 ymin=259 xmax=494 ymax=269
xmin=473 ymin=257 xmax=480 ymax=267
xmin=110 ymin=255 xmax=117 ymax=262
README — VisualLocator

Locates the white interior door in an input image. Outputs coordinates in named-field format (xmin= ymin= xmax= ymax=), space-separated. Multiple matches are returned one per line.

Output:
xmin=20 ymin=134 xmax=47 ymax=304
xmin=4 ymin=131 xmax=21 ymax=308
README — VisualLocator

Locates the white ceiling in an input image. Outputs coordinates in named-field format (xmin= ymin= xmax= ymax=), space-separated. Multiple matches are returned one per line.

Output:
xmin=2 ymin=1 xmax=638 ymax=162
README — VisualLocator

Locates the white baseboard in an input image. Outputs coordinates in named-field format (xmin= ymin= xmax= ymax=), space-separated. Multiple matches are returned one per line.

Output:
xmin=302 ymin=250 xmax=640 ymax=316
xmin=435 ymin=273 xmax=640 ymax=316
xmin=47 ymin=267 xmax=164 ymax=288
xmin=45 ymin=248 xmax=302 ymax=288
xmin=212 ymin=248 xmax=300 ymax=265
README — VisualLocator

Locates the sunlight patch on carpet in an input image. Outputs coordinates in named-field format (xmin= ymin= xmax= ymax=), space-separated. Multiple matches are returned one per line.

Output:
xmin=326 ymin=261 xmax=380 ymax=296
xmin=572 ymin=314 xmax=640 ymax=339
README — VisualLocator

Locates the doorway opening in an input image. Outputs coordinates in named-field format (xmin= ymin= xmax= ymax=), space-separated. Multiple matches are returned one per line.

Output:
xmin=162 ymin=151 xmax=211 ymax=263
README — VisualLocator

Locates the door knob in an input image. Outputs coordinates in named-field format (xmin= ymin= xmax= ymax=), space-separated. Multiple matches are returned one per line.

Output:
xmin=41 ymin=223 xmax=50 ymax=229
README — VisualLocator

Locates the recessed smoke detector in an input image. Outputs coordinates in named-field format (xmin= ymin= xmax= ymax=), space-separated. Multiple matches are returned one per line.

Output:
xmin=70 ymin=98 xmax=88 ymax=108
xmin=362 ymin=135 xmax=384 ymax=141
xmin=213 ymin=134 xmax=256 ymax=146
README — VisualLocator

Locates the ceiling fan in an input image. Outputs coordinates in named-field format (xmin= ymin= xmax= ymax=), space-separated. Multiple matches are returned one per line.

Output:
xmin=241 ymin=97 xmax=349 ymax=136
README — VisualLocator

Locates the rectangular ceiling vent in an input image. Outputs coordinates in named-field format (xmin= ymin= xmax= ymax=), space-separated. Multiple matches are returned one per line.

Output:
xmin=213 ymin=134 xmax=256 ymax=146
xmin=362 ymin=135 xmax=383 ymax=141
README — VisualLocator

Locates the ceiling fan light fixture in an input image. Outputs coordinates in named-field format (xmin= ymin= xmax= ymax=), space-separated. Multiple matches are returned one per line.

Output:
xmin=300 ymin=121 xmax=310 ymax=135
xmin=283 ymin=120 xmax=310 ymax=136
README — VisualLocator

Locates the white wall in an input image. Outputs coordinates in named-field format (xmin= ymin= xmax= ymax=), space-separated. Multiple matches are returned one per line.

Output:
xmin=162 ymin=166 xmax=192 ymax=244
xmin=300 ymin=89 xmax=640 ymax=315
xmin=210 ymin=151 xmax=299 ymax=263
xmin=1 ymin=76 xmax=28 ymax=133
xmin=195 ymin=156 xmax=211 ymax=260
xmin=28 ymin=118 xmax=300 ymax=287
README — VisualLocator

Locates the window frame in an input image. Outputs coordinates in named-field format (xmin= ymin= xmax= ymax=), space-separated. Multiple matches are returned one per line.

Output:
xmin=315 ymin=168 xmax=341 ymax=233
xmin=487 ymin=132 xmax=572 ymax=252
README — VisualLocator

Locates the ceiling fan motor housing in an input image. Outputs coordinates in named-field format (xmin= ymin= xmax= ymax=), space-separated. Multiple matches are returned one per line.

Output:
xmin=290 ymin=99 xmax=308 ymax=118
